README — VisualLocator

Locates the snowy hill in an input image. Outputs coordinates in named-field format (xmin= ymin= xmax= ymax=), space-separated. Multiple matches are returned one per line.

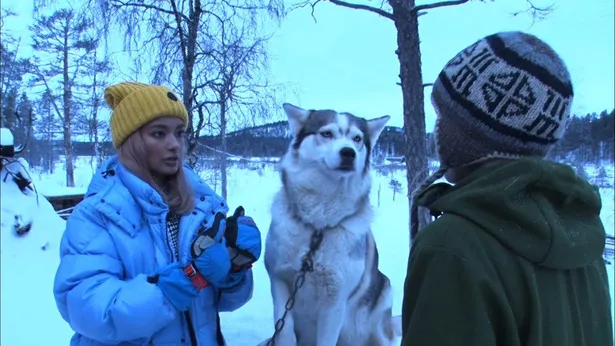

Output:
xmin=227 ymin=120 xmax=294 ymax=139
xmin=1 ymin=156 xmax=613 ymax=345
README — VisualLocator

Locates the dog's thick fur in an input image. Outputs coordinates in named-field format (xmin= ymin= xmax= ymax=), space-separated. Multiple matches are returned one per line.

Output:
xmin=261 ymin=103 xmax=402 ymax=346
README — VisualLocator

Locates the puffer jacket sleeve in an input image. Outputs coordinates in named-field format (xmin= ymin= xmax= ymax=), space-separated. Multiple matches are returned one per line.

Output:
xmin=53 ymin=200 xmax=176 ymax=343
xmin=217 ymin=268 xmax=254 ymax=312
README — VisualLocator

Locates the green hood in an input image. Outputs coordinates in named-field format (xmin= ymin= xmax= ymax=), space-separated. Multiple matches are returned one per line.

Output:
xmin=416 ymin=158 xmax=606 ymax=270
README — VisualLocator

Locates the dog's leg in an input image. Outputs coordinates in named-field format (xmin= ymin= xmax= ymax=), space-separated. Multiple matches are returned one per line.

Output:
xmin=391 ymin=315 xmax=402 ymax=338
xmin=316 ymin=300 xmax=347 ymax=346
xmin=270 ymin=277 xmax=297 ymax=345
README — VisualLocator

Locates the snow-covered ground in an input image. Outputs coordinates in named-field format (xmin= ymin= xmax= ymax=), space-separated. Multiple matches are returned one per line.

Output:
xmin=1 ymin=156 xmax=613 ymax=345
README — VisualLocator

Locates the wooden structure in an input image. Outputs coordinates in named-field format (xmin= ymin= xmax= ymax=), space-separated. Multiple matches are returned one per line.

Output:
xmin=385 ymin=156 xmax=405 ymax=164
xmin=46 ymin=193 xmax=85 ymax=220
xmin=605 ymin=235 xmax=615 ymax=262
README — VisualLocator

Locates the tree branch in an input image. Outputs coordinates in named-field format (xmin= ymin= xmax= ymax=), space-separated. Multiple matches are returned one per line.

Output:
xmin=292 ymin=0 xmax=394 ymax=21
xmin=397 ymin=82 xmax=433 ymax=88
xmin=329 ymin=0 xmax=394 ymax=19
xmin=169 ymin=0 xmax=188 ymax=65
xmin=36 ymin=73 xmax=64 ymax=121
xmin=512 ymin=0 xmax=555 ymax=22
xmin=411 ymin=0 xmax=470 ymax=14
xmin=109 ymin=0 xmax=191 ymax=22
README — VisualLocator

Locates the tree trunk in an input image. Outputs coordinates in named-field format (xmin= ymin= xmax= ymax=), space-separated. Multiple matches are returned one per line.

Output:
xmin=63 ymin=30 xmax=75 ymax=187
xmin=219 ymin=90 xmax=228 ymax=200
xmin=392 ymin=1 xmax=431 ymax=245
xmin=94 ymin=118 xmax=101 ymax=168
xmin=182 ymin=64 xmax=195 ymax=159
xmin=92 ymin=51 xmax=102 ymax=169
xmin=181 ymin=1 xmax=202 ymax=164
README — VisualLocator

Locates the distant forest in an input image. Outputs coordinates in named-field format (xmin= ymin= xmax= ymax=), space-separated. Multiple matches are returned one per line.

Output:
xmin=16 ymin=109 xmax=615 ymax=168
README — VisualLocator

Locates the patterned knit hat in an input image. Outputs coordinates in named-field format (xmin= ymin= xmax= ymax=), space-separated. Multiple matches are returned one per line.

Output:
xmin=105 ymin=82 xmax=189 ymax=148
xmin=410 ymin=31 xmax=574 ymax=240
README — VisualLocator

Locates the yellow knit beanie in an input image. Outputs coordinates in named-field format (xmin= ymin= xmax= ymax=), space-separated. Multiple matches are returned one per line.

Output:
xmin=105 ymin=81 xmax=189 ymax=148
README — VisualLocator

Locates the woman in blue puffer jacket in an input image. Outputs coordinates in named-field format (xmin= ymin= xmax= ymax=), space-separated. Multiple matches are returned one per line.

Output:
xmin=53 ymin=81 xmax=262 ymax=346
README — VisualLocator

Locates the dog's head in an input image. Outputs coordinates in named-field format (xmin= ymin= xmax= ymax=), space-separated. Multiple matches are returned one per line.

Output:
xmin=283 ymin=103 xmax=390 ymax=176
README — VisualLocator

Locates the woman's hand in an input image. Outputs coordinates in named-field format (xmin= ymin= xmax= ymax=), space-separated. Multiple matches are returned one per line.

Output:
xmin=224 ymin=206 xmax=262 ymax=272
xmin=188 ymin=212 xmax=232 ymax=285
xmin=147 ymin=212 xmax=231 ymax=312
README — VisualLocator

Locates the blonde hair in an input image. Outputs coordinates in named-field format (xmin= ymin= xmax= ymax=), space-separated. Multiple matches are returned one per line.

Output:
xmin=118 ymin=131 xmax=195 ymax=215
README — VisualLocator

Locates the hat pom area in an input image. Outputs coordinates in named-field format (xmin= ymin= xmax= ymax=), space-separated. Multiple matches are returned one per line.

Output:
xmin=104 ymin=82 xmax=152 ymax=110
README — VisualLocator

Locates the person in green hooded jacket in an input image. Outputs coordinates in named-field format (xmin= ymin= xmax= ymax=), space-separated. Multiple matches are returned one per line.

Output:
xmin=401 ymin=31 xmax=613 ymax=346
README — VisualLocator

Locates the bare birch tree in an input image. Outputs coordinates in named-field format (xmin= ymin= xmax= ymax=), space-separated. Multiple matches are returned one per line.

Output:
xmin=197 ymin=5 xmax=282 ymax=198
xmin=61 ymin=0 xmax=286 ymax=169
xmin=29 ymin=8 xmax=99 ymax=187
xmin=71 ymin=40 xmax=113 ymax=169
xmin=1 ymin=9 xmax=32 ymax=130
xmin=35 ymin=89 xmax=63 ymax=173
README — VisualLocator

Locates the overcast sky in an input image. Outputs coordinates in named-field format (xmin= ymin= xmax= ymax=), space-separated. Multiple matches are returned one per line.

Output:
xmin=3 ymin=0 xmax=614 ymax=133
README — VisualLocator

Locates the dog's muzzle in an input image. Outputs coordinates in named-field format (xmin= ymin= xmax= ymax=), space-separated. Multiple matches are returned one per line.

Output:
xmin=338 ymin=147 xmax=356 ymax=171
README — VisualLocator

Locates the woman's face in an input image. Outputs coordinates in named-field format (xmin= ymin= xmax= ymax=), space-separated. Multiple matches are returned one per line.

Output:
xmin=140 ymin=116 xmax=186 ymax=179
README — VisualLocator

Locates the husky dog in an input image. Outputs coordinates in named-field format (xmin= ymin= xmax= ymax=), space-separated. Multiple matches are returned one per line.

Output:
xmin=261 ymin=103 xmax=402 ymax=346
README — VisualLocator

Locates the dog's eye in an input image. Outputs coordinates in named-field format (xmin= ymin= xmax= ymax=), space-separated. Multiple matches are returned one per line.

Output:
xmin=320 ymin=131 xmax=333 ymax=139
xmin=353 ymin=135 xmax=362 ymax=143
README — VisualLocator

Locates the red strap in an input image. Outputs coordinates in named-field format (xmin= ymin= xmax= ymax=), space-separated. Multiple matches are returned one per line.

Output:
xmin=231 ymin=263 xmax=253 ymax=272
xmin=183 ymin=263 xmax=209 ymax=291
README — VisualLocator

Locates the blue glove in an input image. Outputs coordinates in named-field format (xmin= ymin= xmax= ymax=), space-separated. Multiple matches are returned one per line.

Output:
xmin=224 ymin=206 xmax=262 ymax=272
xmin=147 ymin=212 xmax=231 ymax=311
xmin=190 ymin=212 xmax=232 ymax=286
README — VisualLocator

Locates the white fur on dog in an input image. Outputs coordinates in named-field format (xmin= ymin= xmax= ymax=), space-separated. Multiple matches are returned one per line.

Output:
xmin=261 ymin=104 xmax=401 ymax=346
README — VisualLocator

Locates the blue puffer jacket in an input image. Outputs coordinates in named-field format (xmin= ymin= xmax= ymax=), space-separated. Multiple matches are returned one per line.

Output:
xmin=53 ymin=156 xmax=254 ymax=346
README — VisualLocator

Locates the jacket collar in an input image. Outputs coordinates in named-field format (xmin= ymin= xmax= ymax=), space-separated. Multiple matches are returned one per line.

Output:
xmin=116 ymin=163 xmax=169 ymax=217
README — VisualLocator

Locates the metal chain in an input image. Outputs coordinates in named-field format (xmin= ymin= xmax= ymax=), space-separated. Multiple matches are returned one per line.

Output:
xmin=265 ymin=231 xmax=324 ymax=346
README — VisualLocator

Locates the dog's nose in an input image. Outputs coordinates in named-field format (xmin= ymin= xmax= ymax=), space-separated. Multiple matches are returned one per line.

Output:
xmin=339 ymin=147 xmax=356 ymax=159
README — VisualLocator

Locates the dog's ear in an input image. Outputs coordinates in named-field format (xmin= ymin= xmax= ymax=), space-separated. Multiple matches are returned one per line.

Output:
xmin=366 ymin=115 xmax=390 ymax=145
xmin=283 ymin=103 xmax=311 ymax=136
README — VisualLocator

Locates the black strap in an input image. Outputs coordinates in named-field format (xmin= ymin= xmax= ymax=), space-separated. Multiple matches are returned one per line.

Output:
xmin=215 ymin=290 xmax=225 ymax=345
xmin=216 ymin=312 xmax=224 ymax=345
xmin=184 ymin=311 xmax=197 ymax=346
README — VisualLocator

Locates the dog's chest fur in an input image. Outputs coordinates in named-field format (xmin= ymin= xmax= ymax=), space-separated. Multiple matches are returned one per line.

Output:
xmin=265 ymin=186 xmax=372 ymax=305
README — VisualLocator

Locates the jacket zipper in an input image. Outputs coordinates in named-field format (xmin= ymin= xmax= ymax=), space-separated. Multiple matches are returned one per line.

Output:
xmin=164 ymin=212 xmax=176 ymax=262
xmin=179 ymin=207 xmax=226 ymax=345
xmin=165 ymin=212 xmax=191 ymax=344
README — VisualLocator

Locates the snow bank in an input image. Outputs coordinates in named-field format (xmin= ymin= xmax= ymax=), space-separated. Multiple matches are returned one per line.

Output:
xmin=0 ymin=157 xmax=74 ymax=345
xmin=1 ymin=158 xmax=65 ymax=250
xmin=1 ymin=127 xmax=14 ymax=146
